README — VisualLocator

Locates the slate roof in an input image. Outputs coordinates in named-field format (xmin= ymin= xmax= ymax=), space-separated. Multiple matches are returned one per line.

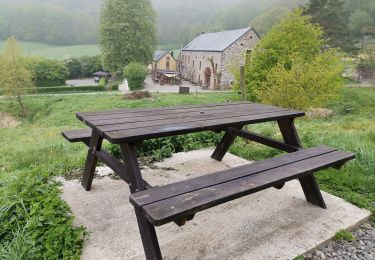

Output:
xmin=182 ymin=27 xmax=254 ymax=52
xmin=153 ymin=51 xmax=168 ymax=62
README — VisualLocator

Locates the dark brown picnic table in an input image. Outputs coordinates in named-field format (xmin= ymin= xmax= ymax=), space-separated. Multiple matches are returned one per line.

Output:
xmin=63 ymin=102 xmax=355 ymax=260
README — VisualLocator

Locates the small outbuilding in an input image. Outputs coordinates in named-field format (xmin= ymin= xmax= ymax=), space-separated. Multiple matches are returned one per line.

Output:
xmin=92 ymin=71 xmax=111 ymax=83
xmin=151 ymin=51 xmax=181 ymax=85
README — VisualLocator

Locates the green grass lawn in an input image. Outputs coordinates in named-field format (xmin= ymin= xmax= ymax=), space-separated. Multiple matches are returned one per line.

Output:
xmin=0 ymin=41 xmax=100 ymax=60
xmin=0 ymin=88 xmax=374 ymax=258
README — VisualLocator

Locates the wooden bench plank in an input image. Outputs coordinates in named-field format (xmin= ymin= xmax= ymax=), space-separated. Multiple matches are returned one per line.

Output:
xmin=130 ymin=149 xmax=355 ymax=226
xmin=62 ymin=129 xmax=92 ymax=143
xmin=130 ymin=146 xmax=336 ymax=207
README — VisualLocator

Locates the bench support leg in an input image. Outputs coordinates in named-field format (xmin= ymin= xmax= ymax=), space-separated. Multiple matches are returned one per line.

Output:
xmin=121 ymin=143 xmax=162 ymax=260
xmin=277 ymin=119 xmax=327 ymax=209
xmin=81 ymin=130 xmax=103 ymax=191
xmin=212 ymin=126 xmax=242 ymax=161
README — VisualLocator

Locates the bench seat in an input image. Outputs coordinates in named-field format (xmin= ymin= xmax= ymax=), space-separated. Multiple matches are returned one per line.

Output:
xmin=130 ymin=146 xmax=355 ymax=226
xmin=62 ymin=129 xmax=92 ymax=143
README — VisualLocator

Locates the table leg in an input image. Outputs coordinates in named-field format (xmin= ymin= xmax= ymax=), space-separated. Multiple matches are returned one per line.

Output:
xmin=81 ymin=130 xmax=103 ymax=191
xmin=277 ymin=119 xmax=327 ymax=208
xmin=211 ymin=126 xmax=242 ymax=161
xmin=120 ymin=143 xmax=162 ymax=260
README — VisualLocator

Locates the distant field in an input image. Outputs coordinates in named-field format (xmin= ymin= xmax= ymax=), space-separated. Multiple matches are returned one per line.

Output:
xmin=0 ymin=40 xmax=100 ymax=59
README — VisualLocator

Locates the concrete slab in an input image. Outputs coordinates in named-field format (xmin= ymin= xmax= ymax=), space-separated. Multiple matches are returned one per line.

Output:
xmin=60 ymin=149 xmax=370 ymax=260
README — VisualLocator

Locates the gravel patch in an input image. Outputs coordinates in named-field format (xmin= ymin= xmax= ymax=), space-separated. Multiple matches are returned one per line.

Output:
xmin=304 ymin=222 xmax=375 ymax=260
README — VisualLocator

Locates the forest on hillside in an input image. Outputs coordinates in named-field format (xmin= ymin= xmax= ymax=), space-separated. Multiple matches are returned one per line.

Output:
xmin=0 ymin=0 xmax=374 ymax=51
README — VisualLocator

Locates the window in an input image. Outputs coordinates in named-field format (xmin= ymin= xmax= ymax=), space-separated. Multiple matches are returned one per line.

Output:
xmin=199 ymin=61 xmax=202 ymax=70
xmin=193 ymin=60 xmax=195 ymax=68
xmin=215 ymin=63 xmax=218 ymax=71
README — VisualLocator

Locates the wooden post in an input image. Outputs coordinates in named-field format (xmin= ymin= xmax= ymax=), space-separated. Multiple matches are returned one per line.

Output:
xmin=240 ymin=66 xmax=246 ymax=101
xmin=240 ymin=66 xmax=250 ymax=142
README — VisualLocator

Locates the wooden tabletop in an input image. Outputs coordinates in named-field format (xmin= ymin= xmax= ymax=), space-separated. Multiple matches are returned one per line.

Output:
xmin=77 ymin=102 xmax=304 ymax=144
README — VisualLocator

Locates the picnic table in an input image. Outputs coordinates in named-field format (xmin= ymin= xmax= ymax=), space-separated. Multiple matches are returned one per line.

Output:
xmin=63 ymin=102 xmax=355 ymax=260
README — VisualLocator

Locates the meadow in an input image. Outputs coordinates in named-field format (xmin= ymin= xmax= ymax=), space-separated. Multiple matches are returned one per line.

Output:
xmin=0 ymin=41 xmax=100 ymax=60
xmin=0 ymin=88 xmax=374 ymax=258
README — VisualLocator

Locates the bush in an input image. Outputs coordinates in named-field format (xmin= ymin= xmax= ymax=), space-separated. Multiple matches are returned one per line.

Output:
xmin=107 ymin=132 xmax=222 ymax=162
xmin=24 ymin=58 xmax=69 ymax=87
xmin=123 ymin=62 xmax=148 ymax=90
xmin=245 ymin=10 xmax=343 ymax=109
xmin=123 ymin=91 xmax=151 ymax=100
xmin=36 ymin=86 xmax=105 ymax=94
xmin=64 ymin=55 xmax=103 ymax=79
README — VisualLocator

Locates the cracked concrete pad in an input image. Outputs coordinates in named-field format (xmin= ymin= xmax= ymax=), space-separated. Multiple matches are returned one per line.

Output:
xmin=60 ymin=149 xmax=370 ymax=260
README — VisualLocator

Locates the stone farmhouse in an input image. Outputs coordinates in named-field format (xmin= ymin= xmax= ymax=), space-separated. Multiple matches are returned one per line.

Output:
xmin=179 ymin=27 xmax=260 ymax=89
xmin=151 ymin=51 xmax=181 ymax=85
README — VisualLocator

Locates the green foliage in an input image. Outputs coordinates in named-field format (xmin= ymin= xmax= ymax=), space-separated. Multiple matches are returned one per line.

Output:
xmin=349 ymin=9 xmax=374 ymax=35
xmin=107 ymin=132 xmax=222 ymax=162
xmin=0 ymin=0 xmax=99 ymax=45
xmin=36 ymin=85 xmax=106 ymax=94
xmin=0 ymin=170 xmax=85 ymax=259
xmin=24 ymin=57 xmax=69 ymax=87
xmin=250 ymin=6 xmax=291 ymax=35
xmin=123 ymin=62 xmax=149 ymax=90
xmin=100 ymin=0 xmax=157 ymax=71
xmin=64 ymin=55 xmax=103 ymax=79
xmin=0 ymin=36 xmax=35 ymax=116
xmin=257 ymin=51 xmax=343 ymax=110
xmin=98 ymin=77 xmax=106 ymax=87
xmin=304 ymin=0 xmax=359 ymax=53
xmin=245 ymin=10 xmax=343 ymax=109
xmin=334 ymin=230 xmax=355 ymax=242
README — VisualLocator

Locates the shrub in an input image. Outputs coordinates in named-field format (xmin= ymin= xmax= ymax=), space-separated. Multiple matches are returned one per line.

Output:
xmin=245 ymin=10 xmax=343 ymax=109
xmin=123 ymin=62 xmax=148 ymax=90
xmin=107 ymin=131 xmax=222 ymax=162
xmin=123 ymin=91 xmax=151 ymax=100
xmin=64 ymin=55 xmax=103 ymax=79
xmin=98 ymin=77 xmax=106 ymax=87
xmin=36 ymin=86 xmax=105 ymax=94
xmin=64 ymin=58 xmax=82 ymax=79
xmin=24 ymin=57 xmax=69 ymax=87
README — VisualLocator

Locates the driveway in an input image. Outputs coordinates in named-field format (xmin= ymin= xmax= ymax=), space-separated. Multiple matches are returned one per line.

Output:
xmin=141 ymin=75 xmax=228 ymax=93
xmin=66 ymin=78 xmax=98 ymax=86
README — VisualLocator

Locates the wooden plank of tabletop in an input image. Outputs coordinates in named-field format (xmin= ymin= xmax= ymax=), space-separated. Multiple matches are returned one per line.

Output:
xmin=96 ymin=107 xmax=291 ymax=133
xmin=77 ymin=102 xmax=250 ymax=118
xmin=82 ymin=103 xmax=269 ymax=125
xmin=104 ymin=109 xmax=304 ymax=143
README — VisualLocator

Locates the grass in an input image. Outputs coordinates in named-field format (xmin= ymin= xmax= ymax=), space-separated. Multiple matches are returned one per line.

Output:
xmin=0 ymin=41 xmax=100 ymax=60
xmin=334 ymin=230 xmax=355 ymax=242
xmin=0 ymin=88 xmax=374 ymax=257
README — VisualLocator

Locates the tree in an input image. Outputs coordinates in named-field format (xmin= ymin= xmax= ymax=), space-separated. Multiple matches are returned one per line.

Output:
xmin=349 ymin=9 xmax=374 ymax=36
xmin=100 ymin=0 xmax=157 ymax=72
xmin=304 ymin=0 xmax=358 ymax=53
xmin=250 ymin=6 xmax=291 ymax=36
xmin=245 ymin=10 xmax=343 ymax=110
xmin=0 ymin=36 xmax=35 ymax=116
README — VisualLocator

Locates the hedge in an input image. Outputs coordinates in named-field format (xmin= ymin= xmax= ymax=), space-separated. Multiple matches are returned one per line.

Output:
xmin=36 ymin=86 xmax=106 ymax=94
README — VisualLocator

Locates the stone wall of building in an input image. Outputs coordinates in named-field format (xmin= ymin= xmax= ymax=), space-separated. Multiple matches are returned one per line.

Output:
xmin=220 ymin=30 xmax=260 ymax=89
xmin=180 ymin=51 xmax=222 ymax=89
xmin=180 ymin=29 xmax=260 ymax=90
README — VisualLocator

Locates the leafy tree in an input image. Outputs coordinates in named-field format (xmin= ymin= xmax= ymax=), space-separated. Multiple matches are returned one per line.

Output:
xmin=245 ymin=10 xmax=343 ymax=110
xmin=0 ymin=36 xmax=35 ymax=116
xmin=304 ymin=0 xmax=358 ymax=53
xmin=100 ymin=0 xmax=157 ymax=72
xmin=24 ymin=58 xmax=69 ymax=87
xmin=80 ymin=56 xmax=103 ymax=77
xmin=250 ymin=6 xmax=291 ymax=35
xmin=64 ymin=58 xmax=82 ymax=79
xmin=123 ymin=62 xmax=148 ymax=90
xmin=349 ymin=9 xmax=374 ymax=36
